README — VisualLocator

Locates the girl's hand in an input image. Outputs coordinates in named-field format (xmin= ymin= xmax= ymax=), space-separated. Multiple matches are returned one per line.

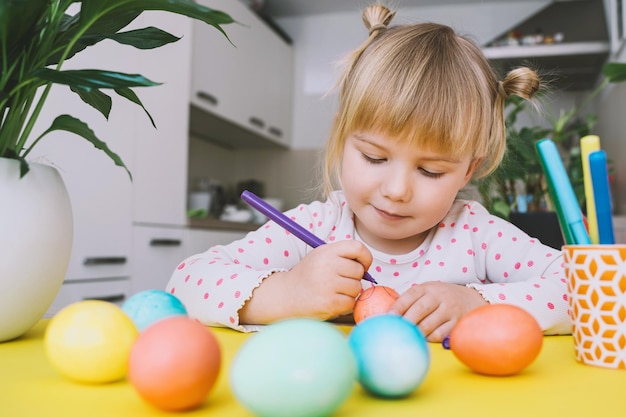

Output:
xmin=389 ymin=282 xmax=487 ymax=342
xmin=239 ymin=240 xmax=372 ymax=324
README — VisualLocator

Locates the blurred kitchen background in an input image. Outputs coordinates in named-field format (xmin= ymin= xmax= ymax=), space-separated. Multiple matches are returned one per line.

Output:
xmin=31 ymin=0 xmax=626 ymax=312
xmin=189 ymin=0 xmax=625 ymax=218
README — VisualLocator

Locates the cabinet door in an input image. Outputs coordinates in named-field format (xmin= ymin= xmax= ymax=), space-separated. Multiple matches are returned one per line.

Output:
xmin=131 ymin=12 xmax=191 ymax=226
xmin=191 ymin=0 xmax=292 ymax=146
xmin=245 ymin=13 xmax=293 ymax=147
xmin=185 ymin=228 xmax=248 ymax=256
xmin=46 ymin=278 xmax=132 ymax=317
xmin=28 ymin=37 xmax=135 ymax=282
xmin=132 ymin=226 xmax=186 ymax=293
xmin=131 ymin=225 xmax=248 ymax=294
xmin=192 ymin=0 xmax=255 ymax=130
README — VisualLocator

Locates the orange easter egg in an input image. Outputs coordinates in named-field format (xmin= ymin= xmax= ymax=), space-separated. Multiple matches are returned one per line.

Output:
xmin=353 ymin=286 xmax=399 ymax=324
xmin=449 ymin=304 xmax=543 ymax=376
xmin=128 ymin=316 xmax=221 ymax=411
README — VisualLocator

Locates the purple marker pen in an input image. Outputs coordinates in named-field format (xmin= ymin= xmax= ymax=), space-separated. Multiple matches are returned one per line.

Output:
xmin=241 ymin=190 xmax=378 ymax=284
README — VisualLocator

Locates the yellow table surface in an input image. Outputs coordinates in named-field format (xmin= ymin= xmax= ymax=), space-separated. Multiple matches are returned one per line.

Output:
xmin=2 ymin=321 xmax=626 ymax=417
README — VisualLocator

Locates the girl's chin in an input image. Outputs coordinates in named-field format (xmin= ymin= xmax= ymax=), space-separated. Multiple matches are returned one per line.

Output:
xmin=358 ymin=227 xmax=428 ymax=253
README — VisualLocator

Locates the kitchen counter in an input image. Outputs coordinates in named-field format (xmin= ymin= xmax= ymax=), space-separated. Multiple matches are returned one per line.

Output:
xmin=3 ymin=320 xmax=626 ymax=416
xmin=187 ymin=217 xmax=259 ymax=232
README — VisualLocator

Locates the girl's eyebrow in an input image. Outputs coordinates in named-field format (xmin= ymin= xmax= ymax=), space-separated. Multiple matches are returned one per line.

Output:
xmin=352 ymin=133 xmax=383 ymax=148
xmin=351 ymin=133 xmax=462 ymax=163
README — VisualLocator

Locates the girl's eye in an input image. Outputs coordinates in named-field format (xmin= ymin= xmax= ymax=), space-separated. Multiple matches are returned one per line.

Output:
xmin=420 ymin=168 xmax=444 ymax=179
xmin=361 ymin=153 xmax=385 ymax=164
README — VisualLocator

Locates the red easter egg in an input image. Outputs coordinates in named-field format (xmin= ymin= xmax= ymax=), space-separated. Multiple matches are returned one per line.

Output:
xmin=353 ymin=286 xmax=399 ymax=324
xmin=128 ymin=316 xmax=221 ymax=411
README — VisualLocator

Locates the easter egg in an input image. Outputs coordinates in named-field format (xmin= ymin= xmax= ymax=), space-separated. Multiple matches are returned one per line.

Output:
xmin=230 ymin=318 xmax=356 ymax=417
xmin=128 ymin=316 xmax=221 ymax=412
xmin=449 ymin=304 xmax=543 ymax=376
xmin=122 ymin=289 xmax=187 ymax=331
xmin=353 ymin=285 xmax=399 ymax=324
xmin=44 ymin=300 xmax=138 ymax=383
xmin=348 ymin=314 xmax=430 ymax=398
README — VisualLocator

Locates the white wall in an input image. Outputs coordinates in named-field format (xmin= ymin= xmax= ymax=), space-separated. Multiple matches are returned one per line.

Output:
xmin=276 ymin=1 xmax=549 ymax=150
xmin=595 ymin=46 xmax=626 ymax=215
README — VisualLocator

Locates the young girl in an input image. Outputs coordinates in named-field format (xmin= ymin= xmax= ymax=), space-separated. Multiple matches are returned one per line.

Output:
xmin=167 ymin=4 xmax=571 ymax=342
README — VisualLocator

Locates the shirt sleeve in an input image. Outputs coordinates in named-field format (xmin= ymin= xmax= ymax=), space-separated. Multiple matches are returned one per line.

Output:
xmin=165 ymin=194 xmax=349 ymax=332
xmin=460 ymin=203 xmax=572 ymax=335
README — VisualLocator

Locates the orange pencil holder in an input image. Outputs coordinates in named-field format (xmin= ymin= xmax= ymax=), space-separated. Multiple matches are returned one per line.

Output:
xmin=563 ymin=244 xmax=626 ymax=369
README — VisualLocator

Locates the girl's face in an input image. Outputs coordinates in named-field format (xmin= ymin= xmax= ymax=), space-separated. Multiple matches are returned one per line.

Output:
xmin=340 ymin=131 xmax=478 ymax=254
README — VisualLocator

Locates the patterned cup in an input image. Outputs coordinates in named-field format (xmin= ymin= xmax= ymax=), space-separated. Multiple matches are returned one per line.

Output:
xmin=563 ymin=245 xmax=626 ymax=369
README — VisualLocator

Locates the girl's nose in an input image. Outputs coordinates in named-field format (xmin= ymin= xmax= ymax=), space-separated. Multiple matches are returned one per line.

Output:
xmin=380 ymin=166 xmax=413 ymax=202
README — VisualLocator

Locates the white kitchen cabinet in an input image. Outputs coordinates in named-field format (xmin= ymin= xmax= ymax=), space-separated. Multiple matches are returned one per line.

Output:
xmin=45 ymin=278 xmax=132 ymax=317
xmin=28 ymin=34 xmax=136 ymax=287
xmin=130 ymin=12 xmax=192 ymax=227
xmin=185 ymin=227 xmax=249 ymax=255
xmin=131 ymin=225 xmax=247 ymax=293
xmin=190 ymin=0 xmax=293 ymax=147
xmin=131 ymin=226 xmax=186 ymax=293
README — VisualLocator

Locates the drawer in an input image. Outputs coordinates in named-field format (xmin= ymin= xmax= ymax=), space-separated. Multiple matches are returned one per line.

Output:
xmin=45 ymin=277 xmax=131 ymax=317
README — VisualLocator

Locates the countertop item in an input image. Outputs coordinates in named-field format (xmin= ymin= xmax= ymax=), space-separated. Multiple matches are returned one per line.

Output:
xmin=3 ymin=320 xmax=626 ymax=417
xmin=187 ymin=217 xmax=258 ymax=232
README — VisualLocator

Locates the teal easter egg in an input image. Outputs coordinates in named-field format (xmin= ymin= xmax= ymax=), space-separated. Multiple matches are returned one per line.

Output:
xmin=230 ymin=319 xmax=357 ymax=417
xmin=122 ymin=290 xmax=187 ymax=331
xmin=348 ymin=314 xmax=430 ymax=398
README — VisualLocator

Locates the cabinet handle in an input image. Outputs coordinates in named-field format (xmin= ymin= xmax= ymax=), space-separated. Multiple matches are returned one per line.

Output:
xmin=197 ymin=91 xmax=218 ymax=106
xmin=83 ymin=294 xmax=126 ymax=303
xmin=249 ymin=116 xmax=265 ymax=129
xmin=150 ymin=238 xmax=183 ymax=247
xmin=83 ymin=257 xmax=127 ymax=266
xmin=268 ymin=126 xmax=283 ymax=138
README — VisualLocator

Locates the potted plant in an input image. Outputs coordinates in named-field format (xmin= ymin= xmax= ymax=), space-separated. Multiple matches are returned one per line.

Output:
xmin=474 ymin=62 xmax=626 ymax=247
xmin=0 ymin=0 xmax=234 ymax=341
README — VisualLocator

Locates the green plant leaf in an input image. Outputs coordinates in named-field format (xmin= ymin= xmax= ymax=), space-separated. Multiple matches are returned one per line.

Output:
xmin=95 ymin=0 xmax=236 ymax=30
xmin=34 ymin=68 xmax=161 ymax=89
xmin=602 ymin=62 xmax=626 ymax=83
xmin=2 ymin=149 xmax=30 ymax=178
xmin=492 ymin=200 xmax=511 ymax=219
xmin=0 ymin=0 xmax=48 ymax=59
xmin=108 ymin=27 xmax=180 ymax=49
xmin=115 ymin=87 xmax=156 ymax=128
xmin=70 ymin=85 xmax=113 ymax=120
xmin=2 ymin=0 xmax=235 ymax=176
xmin=35 ymin=114 xmax=131 ymax=179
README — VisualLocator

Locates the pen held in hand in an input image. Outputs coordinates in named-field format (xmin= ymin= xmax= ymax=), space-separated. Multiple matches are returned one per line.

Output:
xmin=241 ymin=190 xmax=378 ymax=284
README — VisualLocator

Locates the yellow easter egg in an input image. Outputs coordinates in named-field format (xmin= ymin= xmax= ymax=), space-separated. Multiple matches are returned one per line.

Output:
xmin=45 ymin=300 xmax=138 ymax=383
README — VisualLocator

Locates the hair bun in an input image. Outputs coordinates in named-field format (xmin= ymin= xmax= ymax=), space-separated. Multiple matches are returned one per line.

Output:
xmin=362 ymin=4 xmax=396 ymax=37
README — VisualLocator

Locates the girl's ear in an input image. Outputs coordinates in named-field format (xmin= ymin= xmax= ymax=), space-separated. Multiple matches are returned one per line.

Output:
xmin=461 ymin=158 xmax=483 ymax=187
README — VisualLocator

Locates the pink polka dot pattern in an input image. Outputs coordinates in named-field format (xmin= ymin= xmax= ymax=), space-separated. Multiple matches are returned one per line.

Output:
xmin=163 ymin=194 xmax=569 ymax=337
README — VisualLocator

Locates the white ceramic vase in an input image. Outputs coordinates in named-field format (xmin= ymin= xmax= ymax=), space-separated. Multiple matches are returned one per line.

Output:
xmin=0 ymin=158 xmax=73 ymax=342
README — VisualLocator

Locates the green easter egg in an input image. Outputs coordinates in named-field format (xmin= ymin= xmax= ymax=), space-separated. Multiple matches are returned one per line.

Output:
xmin=230 ymin=318 xmax=356 ymax=417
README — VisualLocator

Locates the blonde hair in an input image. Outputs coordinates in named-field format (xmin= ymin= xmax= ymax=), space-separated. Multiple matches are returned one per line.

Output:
xmin=322 ymin=3 xmax=540 ymax=197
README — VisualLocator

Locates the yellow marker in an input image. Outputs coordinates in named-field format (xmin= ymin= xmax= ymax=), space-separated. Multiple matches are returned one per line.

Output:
xmin=580 ymin=135 xmax=601 ymax=244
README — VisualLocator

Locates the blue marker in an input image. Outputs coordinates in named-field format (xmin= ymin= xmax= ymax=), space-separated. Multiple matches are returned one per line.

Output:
xmin=535 ymin=139 xmax=590 ymax=245
xmin=589 ymin=150 xmax=615 ymax=244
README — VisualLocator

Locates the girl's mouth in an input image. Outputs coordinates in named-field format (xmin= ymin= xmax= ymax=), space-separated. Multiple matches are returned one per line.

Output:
xmin=375 ymin=207 xmax=408 ymax=221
